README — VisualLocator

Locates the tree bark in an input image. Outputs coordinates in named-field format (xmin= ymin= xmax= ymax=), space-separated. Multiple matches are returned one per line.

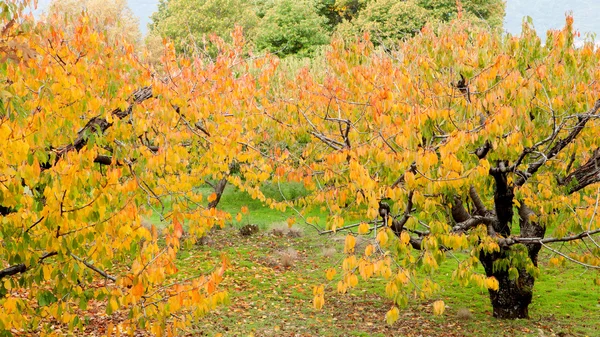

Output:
xmin=479 ymin=249 xmax=533 ymax=319
xmin=560 ymin=148 xmax=600 ymax=194
xmin=207 ymin=177 xmax=227 ymax=209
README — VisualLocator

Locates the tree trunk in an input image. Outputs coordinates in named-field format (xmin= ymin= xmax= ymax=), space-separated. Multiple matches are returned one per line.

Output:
xmin=207 ymin=177 xmax=227 ymax=209
xmin=479 ymin=199 xmax=545 ymax=319
xmin=479 ymin=250 xmax=534 ymax=319
xmin=477 ymin=164 xmax=546 ymax=319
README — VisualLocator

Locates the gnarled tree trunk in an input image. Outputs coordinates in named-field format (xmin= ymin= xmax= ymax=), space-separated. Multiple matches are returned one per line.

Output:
xmin=479 ymin=249 xmax=534 ymax=319
xmin=478 ymin=165 xmax=546 ymax=319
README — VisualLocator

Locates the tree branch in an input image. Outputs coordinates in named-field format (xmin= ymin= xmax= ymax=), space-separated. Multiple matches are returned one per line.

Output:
xmin=53 ymin=86 xmax=153 ymax=164
xmin=515 ymin=99 xmax=600 ymax=186
xmin=451 ymin=195 xmax=471 ymax=223
xmin=0 ymin=252 xmax=57 ymax=280
xmin=469 ymin=185 xmax=488 ymax=215
xmin=559 ymin=148 xmax=600 ymax=193
xmin=70 ymin=254 xmax=116 ymax=282
xmin=391 ymin=191 xmax=414 ymax=236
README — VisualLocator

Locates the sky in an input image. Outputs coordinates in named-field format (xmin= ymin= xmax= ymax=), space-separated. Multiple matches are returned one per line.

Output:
xmin=32 ymin=0 xmax=600 ymax=39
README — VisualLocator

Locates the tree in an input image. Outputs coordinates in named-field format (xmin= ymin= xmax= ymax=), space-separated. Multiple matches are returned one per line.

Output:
xmin=417 ymin=0 xmax=505 ymax=28
xmin=335 ymin=0 xmax=431 ymax=47
xmin=148 ymin=0 xmax=259 ymax=54
xmin=0 ymin=4 xmax=277 ymax=334
xmin=254 ymin=18 xmax=600 ymax=319
xmin=335 ymin=0 xmax=505 ymax=47
xmin=255 ymin=0 xmax=330 ymax=57
xmin=45 ymin=0 xmax=141 ymax=45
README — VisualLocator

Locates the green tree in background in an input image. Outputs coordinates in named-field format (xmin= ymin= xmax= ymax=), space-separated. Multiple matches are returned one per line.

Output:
xmin=255 ymin=0 xmax=330 ymax=57
xmin=418 ymin=0 xmax=505 ymax=28
xmin=335 ymin=0 xmax=430 ymax=47
xmin=148 ymin=0 xmax=505 ymax=56
xmin=148 ymin=0 xmax=258 ymax=54
xmin=336 ymin=0 xmax=504 ymax=47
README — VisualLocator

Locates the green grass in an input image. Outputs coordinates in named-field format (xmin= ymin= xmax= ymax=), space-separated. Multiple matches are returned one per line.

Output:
xmin=153 ymin=184 xmax=600 ymax=336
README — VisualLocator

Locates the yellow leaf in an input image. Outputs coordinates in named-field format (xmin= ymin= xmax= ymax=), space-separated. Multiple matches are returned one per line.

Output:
xmin=432 ymin=300 xmax=445 ymax=315
xmin=287 ymin=217 xmax=296 ymax=228
xmin=377 ymin=230 xmax=389 ymax=246
xmin=325 ymin=268 xmax=336 ymax=281
xmin=43 ymin=265 xmax=52 ymax=281
xmin=208 ymin=193 xmax=217 ymax=202
xmin=313 ymin=294 xmax=324 ymax=310
xmin=236 ymin=213 xmax=242 ymax=222
xmin=405 ymin=171 xmax=416 ymax=189
xmin=312 ymin=285 xmax=324 ymax=310
xmin=241 ymin=206 xmax=249 ymax=214
xmin=485 ymin=276 xmax=499 ymax=291
xmin=109 ymin=297 xmax=119 ymax=312
xmin=344 ymin=235 xmax=356 ymax=253
xmin=385 ymin=306 xmax=399 ymax=325
xmin=400 ymin=231 xmax=410 ymax=245
xmin=364 ymin=244 xmax=374 ymax=257
xmin=3 ymin=298 xmax=17 ymax=313
xmin=173 ymin=217 xmax=184 ymax=239
xmin=358 ymin=222 xmax=370 ymax=235
xmin=348 ymin=274 xmax=358 ymax=287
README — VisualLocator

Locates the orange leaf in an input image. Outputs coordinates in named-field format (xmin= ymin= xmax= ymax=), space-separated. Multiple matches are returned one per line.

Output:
xmin=173 ymin=217 xmax=184 ymax=239
xmin=131 ymin=282 xmax=144 ymax=298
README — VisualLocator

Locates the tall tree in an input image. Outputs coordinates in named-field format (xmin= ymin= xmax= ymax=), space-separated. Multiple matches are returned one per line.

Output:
xmin=336 ymin=0 xmax=505 ymax=47
xmin=148 ymin=0 xmax=259 ymax=54
xmin=45 ymin=0 xmax=141 ymax=45
xmin=255 ymin=0 xmax=330 ymax=57
xmin=256 ymin=18 xmax=600 ymax=319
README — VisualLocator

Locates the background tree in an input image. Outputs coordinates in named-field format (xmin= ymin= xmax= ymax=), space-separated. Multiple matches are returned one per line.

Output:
xmin=335 ymin=0 xmax=505 ymax=46
xmin=148 ymin=0 xmax=259 ymax=54
xmin=335 ymin=0 xmax=431 ymax=47
xmin=46 ymin=0 xmax=141 ymax=45
xmin=418 ymin=0 xmax=505 ymax=28
xmin=255 ymin=0 xmax=330 ymax=57
xmin=148 ymin=0 xmax=505 ymax=56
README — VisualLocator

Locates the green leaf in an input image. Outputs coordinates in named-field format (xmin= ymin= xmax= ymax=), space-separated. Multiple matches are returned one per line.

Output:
xmin=37 ymin=290 xmax=57 ymax=307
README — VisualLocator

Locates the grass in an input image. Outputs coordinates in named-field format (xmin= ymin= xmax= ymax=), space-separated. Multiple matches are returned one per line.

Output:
xmin=153 ymin=184 xmax=600 ymax=336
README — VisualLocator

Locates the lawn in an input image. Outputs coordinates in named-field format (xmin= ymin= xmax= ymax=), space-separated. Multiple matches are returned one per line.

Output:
xmin=151 ymin=184 xmax=600 ymax=337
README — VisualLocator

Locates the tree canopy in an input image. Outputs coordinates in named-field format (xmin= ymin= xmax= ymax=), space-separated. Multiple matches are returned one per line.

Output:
xmin=149 ymin=0 xmax=506 ymax=56
xmin=46 ymin=0 xmax=141 ymax=45
xmin=148 ymin=0 xmax=259 ymax=54
xmin=255 ymin=0 xmax=330 ymax=57
xmin=1 ymin=0 xmax=599 ymax=335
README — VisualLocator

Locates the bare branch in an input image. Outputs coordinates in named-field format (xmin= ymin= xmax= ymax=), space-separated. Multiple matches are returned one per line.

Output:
xmin=515 ymin=99 xmax=600 ymax=186
xmin=559 ymin=148 xmax=600 ymax=193
xmin=0 ymin=252 xmax=57 ymax=280
xmin=469 ymin=185 xmax=488 ymax=215
xmin=451 ymin=195 xmax=471 ymax=223
xmin=70 ymin=254 xmax=116 ymax=282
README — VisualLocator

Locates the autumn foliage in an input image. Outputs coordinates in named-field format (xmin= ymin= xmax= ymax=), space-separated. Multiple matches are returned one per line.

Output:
xmin=1 ymin=0 xmax=600 ymax=334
